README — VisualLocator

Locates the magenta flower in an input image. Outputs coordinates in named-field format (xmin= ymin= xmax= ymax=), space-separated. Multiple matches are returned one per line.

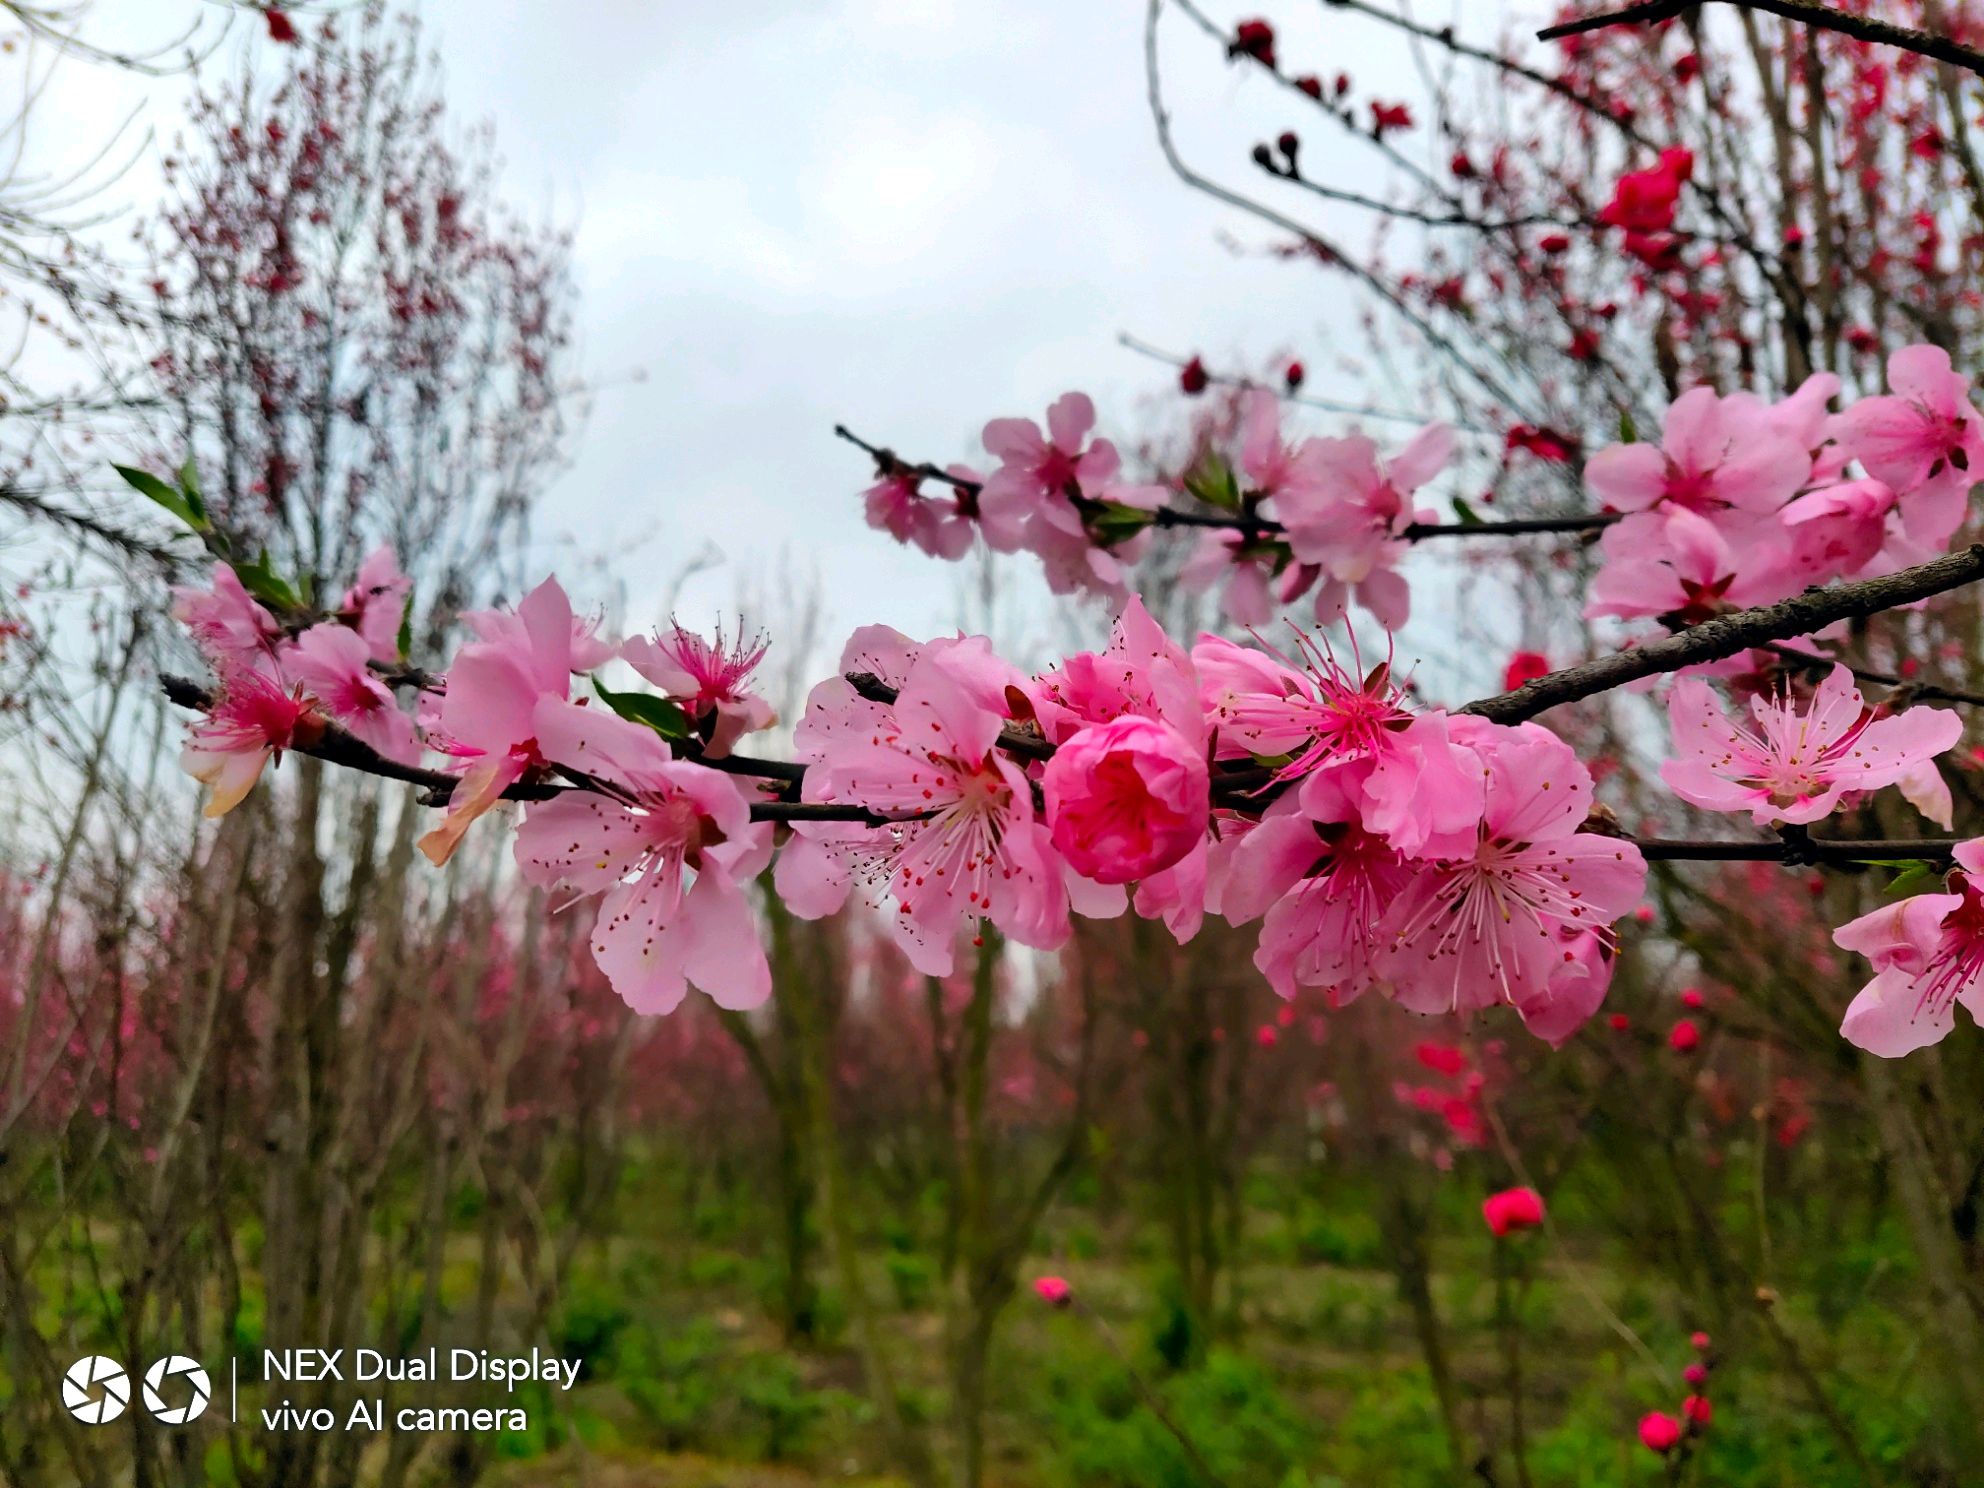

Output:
xmin=419 ymin=576 xmax=580 ymax=864
xmin=1043 ymin=716 xmax=1209 ymax=885
xmin=1832 ymin=840 xmax=1984 ymax=1055
xmin=1376 ymin=719 xmax=1648 ymax=1021
xmin=1638 ymin=1411 xmax=1683 ymax=1454
xmin=172 ymin=565 xmax=280 ymax=669
xmin=284 ymin=622 xmax=420 ymax=764
xmin=1661 ymin=666 xmax=1961 ymax=826
xmin=179 ymin=666 xmax=315 ymax=818
xmin=1835 ymin=344 xmax=1984 ymax=541
xmin=514 ymin=698 xmax=772 ymax=1013
xmin=1481 ymin=1186 xmax=1545 ymax=1237
xmin=623 ymin=620 xmax=776 ymax=758
xmin=1033 ymin=1275 xmax=1072 ymax=1307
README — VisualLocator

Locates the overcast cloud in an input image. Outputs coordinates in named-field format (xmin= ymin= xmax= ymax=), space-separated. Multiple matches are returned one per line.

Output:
xmin=27 ymin=1 xmax=1438 ymax=666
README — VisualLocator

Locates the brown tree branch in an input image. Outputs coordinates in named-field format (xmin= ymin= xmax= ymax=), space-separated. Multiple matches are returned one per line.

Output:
xmin=1539 ymin=0 xmax=1984 ymax=83
xmin=1460 ymin=545 xmax=1984 ymax=723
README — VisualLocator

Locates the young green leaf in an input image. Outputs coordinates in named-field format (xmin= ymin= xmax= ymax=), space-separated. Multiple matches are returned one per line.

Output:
xmin=592 ymin=675 xmax=691 ymax=742
xmin=1183 ymin=450 xmax=1241 ymax=510
xmin=1450 ymin=496 xmax=1485 ymax=526
xmin=1089 ymin=502 xmax=1159 ymax=546
xmin=176 ymin=455 xmax=209 ymax=525
xmin=114 ymin=464 xmax=203 ymax=532
xmin=231 ymin=550 xmax=302 ymax=612
xmin=1884 ymin=861 xmax=1939 ymax=898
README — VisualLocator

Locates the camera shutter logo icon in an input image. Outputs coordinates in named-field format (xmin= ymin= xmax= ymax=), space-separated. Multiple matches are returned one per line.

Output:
xmin=141 ymin=1355 xmax=212 ymax=1425
xmin=61 ymin=1356 xmax=130 ymax=1425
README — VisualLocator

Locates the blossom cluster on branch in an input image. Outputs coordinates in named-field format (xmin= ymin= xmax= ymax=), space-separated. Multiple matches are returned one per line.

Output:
xmin=151 ymin=341 xmax=1984 ymax=1058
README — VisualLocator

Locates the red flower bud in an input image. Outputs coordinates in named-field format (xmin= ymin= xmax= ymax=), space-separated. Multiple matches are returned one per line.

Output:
xmin=1639 ymin=1411 xmax=1683 ymax=1453
xmin=1179 ymin=356 xmax=1210 ymax=396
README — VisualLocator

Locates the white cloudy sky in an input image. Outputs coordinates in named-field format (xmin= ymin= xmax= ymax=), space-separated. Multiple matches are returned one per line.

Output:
xmin=24 ymin=0 xmax=1499 ymax=673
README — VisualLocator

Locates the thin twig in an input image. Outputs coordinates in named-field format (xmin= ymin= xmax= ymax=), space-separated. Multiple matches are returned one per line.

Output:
xmin=1539 ymin=0 xmax=1984 ymax=84
xmin=1461 ymin=546 xmax=1984 ymax=723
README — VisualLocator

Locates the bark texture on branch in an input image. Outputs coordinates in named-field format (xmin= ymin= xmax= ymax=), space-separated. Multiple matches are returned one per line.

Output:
xmin=1459 ymin=545 xmax=1984 ymax=723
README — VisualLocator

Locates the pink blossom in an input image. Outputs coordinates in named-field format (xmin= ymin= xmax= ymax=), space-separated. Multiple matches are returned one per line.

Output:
xmin=1683 ymin=1363 xmax=1709 ymax=1387
xmin=863 ymin=467 xmax=977 ymax=560
xmin=1835 ymin=344 xmax=1984 ymax=542
xmin=1661 ymin=667 xmax=1961 ymax=826
xmin=337 ymin=544 xmax=412 ymax=663
xmin=1193 ymin=632 xmax=1483 ymax=859
xmin=783 ymin=637 xmax=1070 ymax=975
xmin=284 ymin=622 xmax=420 ymax=763
xmin=1683 ymin=1395 xmax=1712 ymax=1427
xmin=1768 ymin=478 xmax=1898 ymax=590
xmin=1222 ymin=769 xmax=1412 ymax=1005
xmin=1043 ymin=716 xmax=1209 ymax=884
xmin=419 ymin=577 xmax=580 ymax=865
xmin=1585 ymin=387 xmax=1811 ymax=522
xmin=1277 ymin=422 xmax=1453 ymax=630
xmin=1376 ymin=718 xmax=1648 ymax=1022
xmin=1669 ymin=1018 xmax=1701 ymax=1052
xmin=1237 ymin=389 xmax=1327 ymax=502
xmin=980 ymin=393 xmax=1122 ymax=541
xmin=1586 ymin=507 xmax=1757 ymax=622
xmin=1832 ymin=840 xmax=1984 ymax=1055
xmin=1033 ymin=1275 xmax=1072 ymax=1307
xmin=179 ymin=666 xmax=316 ymax=818
xmin=514 ymin=698 xmax=772 ymax=1013
xmin=1180 ymin=530 xmax=1278 ymax=626
xmin=172 ymin=565 xmax=280 ymax=669
xmin=622 ymin=621 xmax=776 ymax=758
xmin=1028 ymin=596 xmax=1203 ymax=745
xmin=1481 ymin=1186 xmax=1545 ymax=1237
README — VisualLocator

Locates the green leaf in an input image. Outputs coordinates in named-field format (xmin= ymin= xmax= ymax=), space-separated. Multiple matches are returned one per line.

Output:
xmin=592 ymin=675 xmax=691 ymax=742
xmin=114 ymin=463 xmax=204 ymax=532
xmin=231 ymin=550 xmax=301 ymax=612
xmin=1183 ymin=450 xmax=1241 ymax=510
xmin=176 ymin=455 xmax=209 ymax=525
xmin=1450 ymin=496 xmax=1485 ymax=526
xmin=1884 ymin=861 xmax=1938 ymax=898
xmin=1089 ymin=502 xmax=1160 ymax=547
xmin=395 ymin=593 xmax=415 ymax=663
xmin=1618 ymin=409 xmax=1638 ymax=444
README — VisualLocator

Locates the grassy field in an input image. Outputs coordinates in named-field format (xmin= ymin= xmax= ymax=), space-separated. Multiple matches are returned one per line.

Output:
xmin=463 ymin=1153 xmax=1932 ymax=1488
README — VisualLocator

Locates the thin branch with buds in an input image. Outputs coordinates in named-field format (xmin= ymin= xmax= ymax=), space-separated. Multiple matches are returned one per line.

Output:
xmin=833 ymin=423 xmax=1618 ymax=542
